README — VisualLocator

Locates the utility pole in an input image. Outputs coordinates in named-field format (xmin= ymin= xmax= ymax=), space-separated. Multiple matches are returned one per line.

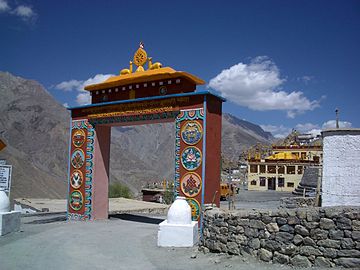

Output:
xmin=335 ymin=108 xmax=339 ymax=129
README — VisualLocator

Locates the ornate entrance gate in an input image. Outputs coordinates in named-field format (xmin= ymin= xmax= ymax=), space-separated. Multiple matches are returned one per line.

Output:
xmin=67 ymin=45 xmax=224 ymax=221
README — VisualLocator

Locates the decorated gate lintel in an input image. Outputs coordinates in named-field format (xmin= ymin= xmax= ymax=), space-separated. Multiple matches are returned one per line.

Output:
xmin=67 ymin=44 xmax=224 ymax=221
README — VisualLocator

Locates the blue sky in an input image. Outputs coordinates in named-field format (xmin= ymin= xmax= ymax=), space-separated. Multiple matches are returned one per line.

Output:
xmin=1 ymin=0 xmax=359 ymax=137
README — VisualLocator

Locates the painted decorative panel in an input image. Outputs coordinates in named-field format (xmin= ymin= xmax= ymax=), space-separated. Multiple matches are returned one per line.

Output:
xmin=68 ymin=119 xmax=94 ymax=221
xmin=175 ymin=108 xmax=204 ymax=221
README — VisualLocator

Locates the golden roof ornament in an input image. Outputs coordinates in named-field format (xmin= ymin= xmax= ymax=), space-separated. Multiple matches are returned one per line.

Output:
xmin=120 ymin=42 xmax=162 ymax=75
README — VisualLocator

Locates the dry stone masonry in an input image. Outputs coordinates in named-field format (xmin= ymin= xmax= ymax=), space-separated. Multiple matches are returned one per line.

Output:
xmin=202 ymin=207 xmax=360 ymax=268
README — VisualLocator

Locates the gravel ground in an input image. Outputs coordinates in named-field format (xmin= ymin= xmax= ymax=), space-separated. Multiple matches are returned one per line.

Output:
xmin=220 ymin=190 xmax=295 ymax=210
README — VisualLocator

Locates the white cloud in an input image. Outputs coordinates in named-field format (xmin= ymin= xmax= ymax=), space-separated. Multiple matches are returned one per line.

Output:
xmin=76 ymin=93 xmax=91 ymax=106
xmin=208 ymin=56 xmax=320 ymax=118
xmin=13 ymin=5 xmax=35 ymax=19
xmin=260 ymin=124 xmax=292 ymax=139
xmin=306 ymin=129 xmax=322 ymax=137
xmin=0 ymin=0 xmax=10 ymax=12
xmin=0 ymin=1 xmax=36 ymax=21
xmin=261 ymin=123 xmax=323 ymax=138
xmin=55 ymin=80 xmax=83 ymax=92
xmin=322 ymin=120 xmax=352 ymax=129
xmin=298 ymin=75 xmax=314 ymax=84
xmin=62 ymin=103 xmax=69 ymax=108
xmin=55 ymin=74 xmax=113 ymax=106
xmin=295 ymin=123 xmax=319 ymax=133
xmin=294 ymin=123 xmax=322 ymax=137
xmin=261 ymin=119 xmax=353 ymax=139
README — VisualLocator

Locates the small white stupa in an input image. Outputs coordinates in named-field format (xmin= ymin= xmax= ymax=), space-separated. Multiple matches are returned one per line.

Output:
xmin=0 ymin=189 xmax=21 ymax=236
xmin=157 ymin=196 xmax=198 ymax=247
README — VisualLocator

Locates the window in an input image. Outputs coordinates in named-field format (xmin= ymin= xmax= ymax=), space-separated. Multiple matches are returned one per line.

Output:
xmin=292 ymin=152 xmax=299 ymax=159
xmin=278 ymin=165 xmax=285 ymax=174
xmin=287 ymin=182 xmax=294 ymax=188
xmin=250 ymin=165 xmax=258 ymax=173
xmin=297 ymin=166 xmax=303 ymax=174
xmin=313 ymin=156 xmax=320 ymax=163
xmin=287 ymin=166 xmax=295 ymax=174
xmin=260 ymin=165 xmax=266 ymax=173
xmin=267 ymin=165 xmax=276 ymax=174
xmin=260 ymin=177 xmax=266 ymax=186
xmin=251 ymin=180 xmax=256 ymax=185
xmin=301 ymin=152 xmax=307 ymax=160
xmin=278 ymin=178 xmax=285 ymax=187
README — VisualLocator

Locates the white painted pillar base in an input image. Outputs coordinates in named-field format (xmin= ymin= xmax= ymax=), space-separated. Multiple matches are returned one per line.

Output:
xmin=157 ymin=220 xmax=198 ymax=247
xmin=0 ymin=211 xmax=21 ymax=236
xmin=157 ymin=196 xmax=198 ymax=247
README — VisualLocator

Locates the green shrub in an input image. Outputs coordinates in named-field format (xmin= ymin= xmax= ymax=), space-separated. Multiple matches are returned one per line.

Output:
xmin=108 ymin=182 xmax=132 ymax=199
xmin=163 ymin=187 xmax=175 ymax=205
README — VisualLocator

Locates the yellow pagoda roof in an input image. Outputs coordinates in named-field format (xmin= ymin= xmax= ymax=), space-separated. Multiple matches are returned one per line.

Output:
xmin=84 ymin=67 xmax=205 ymax=91
xmin=267 ymin=152 xmax=299 ymax=160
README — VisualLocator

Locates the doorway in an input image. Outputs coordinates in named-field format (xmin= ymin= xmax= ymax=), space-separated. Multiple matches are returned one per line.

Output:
xmin=267 ymin=177 xmax=276 ymax=190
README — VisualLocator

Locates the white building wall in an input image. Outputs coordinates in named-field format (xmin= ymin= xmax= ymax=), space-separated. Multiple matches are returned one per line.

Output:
xmin=322 ymin=129 xmax=360 ymax=206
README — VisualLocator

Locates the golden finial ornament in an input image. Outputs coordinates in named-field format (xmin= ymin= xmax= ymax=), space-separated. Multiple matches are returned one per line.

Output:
xmin=120 ymin=42 xmax=162 ymax=75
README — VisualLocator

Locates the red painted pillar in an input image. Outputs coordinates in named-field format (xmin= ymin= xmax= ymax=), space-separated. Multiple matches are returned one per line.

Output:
xmin=92 ymin=125 xmax=111 ymax=220
xmin=204 ymin=96 xmax=222 ymax=207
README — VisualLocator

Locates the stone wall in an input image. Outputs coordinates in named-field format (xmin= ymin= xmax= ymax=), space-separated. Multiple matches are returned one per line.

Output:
xmin=202 ymin=207 xmax=360 ymax=268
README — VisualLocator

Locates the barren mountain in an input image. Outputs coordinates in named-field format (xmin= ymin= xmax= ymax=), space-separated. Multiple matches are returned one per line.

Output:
xmin=0 ymin=72 xmax=272 ymax=199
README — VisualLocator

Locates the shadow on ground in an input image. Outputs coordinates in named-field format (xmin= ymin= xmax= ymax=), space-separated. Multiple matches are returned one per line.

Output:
xmin=25 ymin=215 xmax=67 ymax=224
xmin=109 ymin=213 xmax=164 ymax=224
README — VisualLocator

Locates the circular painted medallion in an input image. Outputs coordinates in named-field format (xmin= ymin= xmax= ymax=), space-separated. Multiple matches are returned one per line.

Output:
xmin=70 ymin=170 xmax=83 ymax=189
xmin=181 ymin=146 xmax=202 ymax=171
xmin=159 ymin=86 xmax=167 ymax=95
xmin=71 ymin=149 xmax=85 ymax=169
xmin=186 ymin=198 xmax=201 ymax=221
xmin=181 ymin=172 xmax=202 ymax=197
xmin=181 ymin=121 xmax=203 ymax=145
xmin=69 ymin=190 xmax=83 ymax=211
xmin=72 ymin=129 xmax=86 ymax=148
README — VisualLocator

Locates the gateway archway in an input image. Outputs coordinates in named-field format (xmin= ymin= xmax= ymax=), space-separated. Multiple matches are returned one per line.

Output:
xmin=67 ymin=44 xmax=224 ymax=221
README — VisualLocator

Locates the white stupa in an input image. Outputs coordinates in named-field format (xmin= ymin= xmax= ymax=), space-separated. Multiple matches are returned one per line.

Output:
xmin=0 ymin=189 xmax=21 ymax=236
xmin=157 ymin=196 xmax=198 ymax=247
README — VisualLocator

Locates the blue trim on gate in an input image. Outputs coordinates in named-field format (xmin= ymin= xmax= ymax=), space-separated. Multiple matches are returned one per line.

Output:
xmin=66 ymin=118 xmax=72 ymax=220
xmin=200 ymin=96 xmax=207 ymax=238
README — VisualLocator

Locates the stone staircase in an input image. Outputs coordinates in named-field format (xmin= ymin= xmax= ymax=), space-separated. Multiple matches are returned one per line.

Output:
xmin=293 ymin=166 xmax=320 ymax=197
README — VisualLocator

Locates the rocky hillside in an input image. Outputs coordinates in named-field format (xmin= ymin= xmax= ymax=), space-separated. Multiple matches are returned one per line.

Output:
xmin=0 ymin=72 xmax=272 ymax=199
xmin=0 ymin=72 xmax=69 ymax=199
xmin=222 ymin=113 xmax=272 ymax=161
